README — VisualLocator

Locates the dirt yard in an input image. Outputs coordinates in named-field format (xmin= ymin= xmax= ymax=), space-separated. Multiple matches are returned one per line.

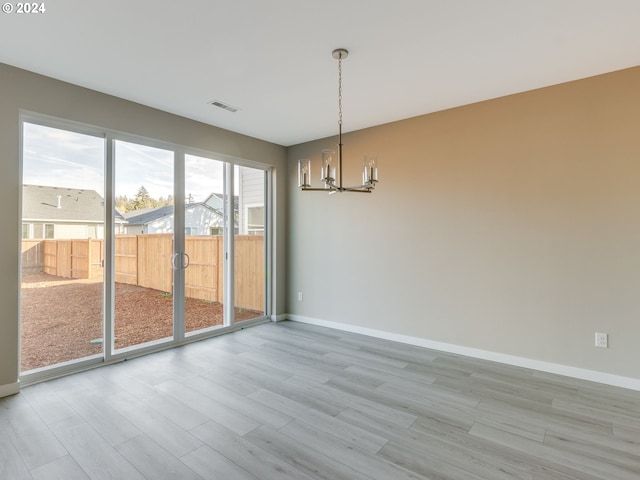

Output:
xmin=21 ymin=272 xmax=262 ymax=371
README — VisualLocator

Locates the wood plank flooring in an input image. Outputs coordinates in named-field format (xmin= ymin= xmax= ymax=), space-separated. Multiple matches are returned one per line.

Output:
xmin=2 ymin=320 xmax=639 ymax=479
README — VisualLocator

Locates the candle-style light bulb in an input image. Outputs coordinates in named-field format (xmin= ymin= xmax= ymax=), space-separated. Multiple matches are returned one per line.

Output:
xmin=321 ymin=149 xmax=336 ymax=185
xmin=298 ymin=159 xmax=311 ymax=188
xmin=363 ymin=154 xmax=378 ymax=185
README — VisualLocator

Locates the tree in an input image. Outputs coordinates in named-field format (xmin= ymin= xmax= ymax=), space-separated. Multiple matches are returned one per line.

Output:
xmin=120 ymin=186 xmax=173 ymax=212
xmin=130 ymin=185 xmax=153 ymax=210
xmin=115 ymin=195 xmax=130 ymax=213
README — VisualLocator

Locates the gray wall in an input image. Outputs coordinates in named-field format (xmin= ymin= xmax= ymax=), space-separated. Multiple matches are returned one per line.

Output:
xmin=288 ymin=66 xmax=640 ymax=381
xmin=0 ymin=63 xmax=287 ymax=392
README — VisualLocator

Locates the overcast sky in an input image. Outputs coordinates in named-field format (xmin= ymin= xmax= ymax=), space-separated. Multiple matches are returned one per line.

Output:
xmin=22 ymin=122 xmax=227 ymax=202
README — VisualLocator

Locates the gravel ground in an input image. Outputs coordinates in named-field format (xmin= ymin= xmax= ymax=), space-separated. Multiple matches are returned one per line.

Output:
xmin=21 ymin=272 xmax=262 ymax=371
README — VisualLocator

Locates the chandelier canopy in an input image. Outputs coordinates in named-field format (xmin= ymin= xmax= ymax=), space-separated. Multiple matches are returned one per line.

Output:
xmin=298 ymin=48 xmax=378 ymax=194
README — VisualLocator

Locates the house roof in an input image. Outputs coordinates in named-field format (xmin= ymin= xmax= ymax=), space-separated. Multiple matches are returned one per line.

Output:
xmin=123 ymin=205 xmax=178 ymax=226
xmin=22 ymin=185 xmax=110 ymax=223
xmin=123 ymin=193 xmax=238 ymax=226
xmin=202 ymin=193 xmax=239 ymax=216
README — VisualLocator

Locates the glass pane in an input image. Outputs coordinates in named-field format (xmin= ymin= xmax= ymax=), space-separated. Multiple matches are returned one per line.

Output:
xmin=184 ymin=154 xmax=226 ymax=335
xmin=234 ymin=165 xmax=265 ymax=322
xmin=114 ymin=140 xmax=174 ymax=351
xmin=21 ymin=122 xmax=105 ymax=372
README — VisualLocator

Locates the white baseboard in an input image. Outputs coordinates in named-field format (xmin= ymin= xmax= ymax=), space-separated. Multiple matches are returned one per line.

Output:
xmin=0 ymin=381 xmax=20 ymax=398
xmin=270 ymin=314 xmax=288 ymax=322
xmin=287 ymin=314 xmax=640 ymax=392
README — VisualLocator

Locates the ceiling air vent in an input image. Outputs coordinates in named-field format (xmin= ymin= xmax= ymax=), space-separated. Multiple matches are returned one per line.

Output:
xmin=209 ymin=100 xmax=239 ymax=113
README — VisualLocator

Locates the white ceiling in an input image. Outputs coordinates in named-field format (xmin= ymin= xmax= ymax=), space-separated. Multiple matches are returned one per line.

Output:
xmin=1 ymin=0 xmax=640 ymax=146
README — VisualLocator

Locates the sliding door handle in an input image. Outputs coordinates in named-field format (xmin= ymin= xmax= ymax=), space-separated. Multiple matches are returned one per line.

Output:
xmin=172 ymin=252 xmax=190 ymax=270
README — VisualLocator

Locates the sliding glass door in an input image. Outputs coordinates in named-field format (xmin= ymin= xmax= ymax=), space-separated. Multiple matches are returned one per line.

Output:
xmin=183 ymin=153 xmax=228 ymax=335
xmin=234 ymin=165 xmax=266 ymax=322
xmin=20 ymin=122 xmax=105 ymax=372
xmin=113 ymin=140 xmax=175 ymax=351
xmin=20 ymin=115 xmax=269 ymax=378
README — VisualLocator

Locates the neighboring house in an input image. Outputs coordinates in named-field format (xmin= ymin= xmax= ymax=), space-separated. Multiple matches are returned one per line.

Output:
xmin=238 ymin=168 xmax=265 ymax=235
xmin=121 ymin=193 xmax=237 ymax=235
xmin=122 ymin=205 xmax=176 ymax=235
xmin=22 ymin=185 xmax=126 ymax=239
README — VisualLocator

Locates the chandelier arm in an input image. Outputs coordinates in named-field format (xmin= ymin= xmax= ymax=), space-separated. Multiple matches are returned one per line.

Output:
xmin=301 ymin=187 xmax=337 ymax=192
xmin=301 ymin=185 xmax=372 ymax=193
xmin=341 ymin=185 xmax=373 ymax=192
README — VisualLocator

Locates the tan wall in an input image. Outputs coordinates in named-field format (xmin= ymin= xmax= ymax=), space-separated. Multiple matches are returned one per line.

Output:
xmin=288 ymin=66 xmax=640 ymax=381
xmin=0 ymin=62 xmax=287 ymax=393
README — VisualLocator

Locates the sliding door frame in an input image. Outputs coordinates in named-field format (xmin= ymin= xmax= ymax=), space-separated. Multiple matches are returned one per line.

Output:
xmin=18 ymin=113 xmax=108 ymax=383
xmin=19 ymin=111 xmax=272 ymax=385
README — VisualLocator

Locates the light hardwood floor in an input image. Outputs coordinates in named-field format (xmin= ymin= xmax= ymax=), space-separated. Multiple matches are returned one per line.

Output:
xmin=1 ymin=321 xmax=639 ymax=479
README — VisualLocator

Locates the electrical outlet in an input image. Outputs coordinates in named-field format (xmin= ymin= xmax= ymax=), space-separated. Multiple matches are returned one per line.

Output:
xmin=595 ymin=332 xmax=608 ymax=348
xmin=297 ymin=292 xmax=303 ymax=302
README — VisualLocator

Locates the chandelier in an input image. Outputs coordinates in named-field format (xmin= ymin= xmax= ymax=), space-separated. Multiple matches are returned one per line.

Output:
xmin=298 ymin=48 xmax=378 ymax=193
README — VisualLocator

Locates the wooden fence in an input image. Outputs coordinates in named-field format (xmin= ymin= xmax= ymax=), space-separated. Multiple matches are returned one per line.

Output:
xmin=37 ymin=239 xmax=104 ymax=279
xmin=21 ymin=240 xmax=44 ymax=273
xmin=21 ymin=234 xmax=264 ymax=311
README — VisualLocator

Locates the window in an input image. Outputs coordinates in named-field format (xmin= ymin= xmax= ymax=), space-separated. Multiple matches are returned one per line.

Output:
xmin=33 ymin=224 xmax=44 ymax=239
xmin=209 ymin=227 xmax=223 ymax=235
xmin=234 ymin=165 xmax=265 ymax=322
xmin=247 ymin=205 xmax=265 ymax=235
xmin=21 ymin=120 xmax=105 ymax=375
xmin=114 ymin=139 xmax=174 ymax=351
xmin=185 ymin=227 xmax=194 ymax=236
xmin=22 ymin=223 xmax=30 ymax=239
